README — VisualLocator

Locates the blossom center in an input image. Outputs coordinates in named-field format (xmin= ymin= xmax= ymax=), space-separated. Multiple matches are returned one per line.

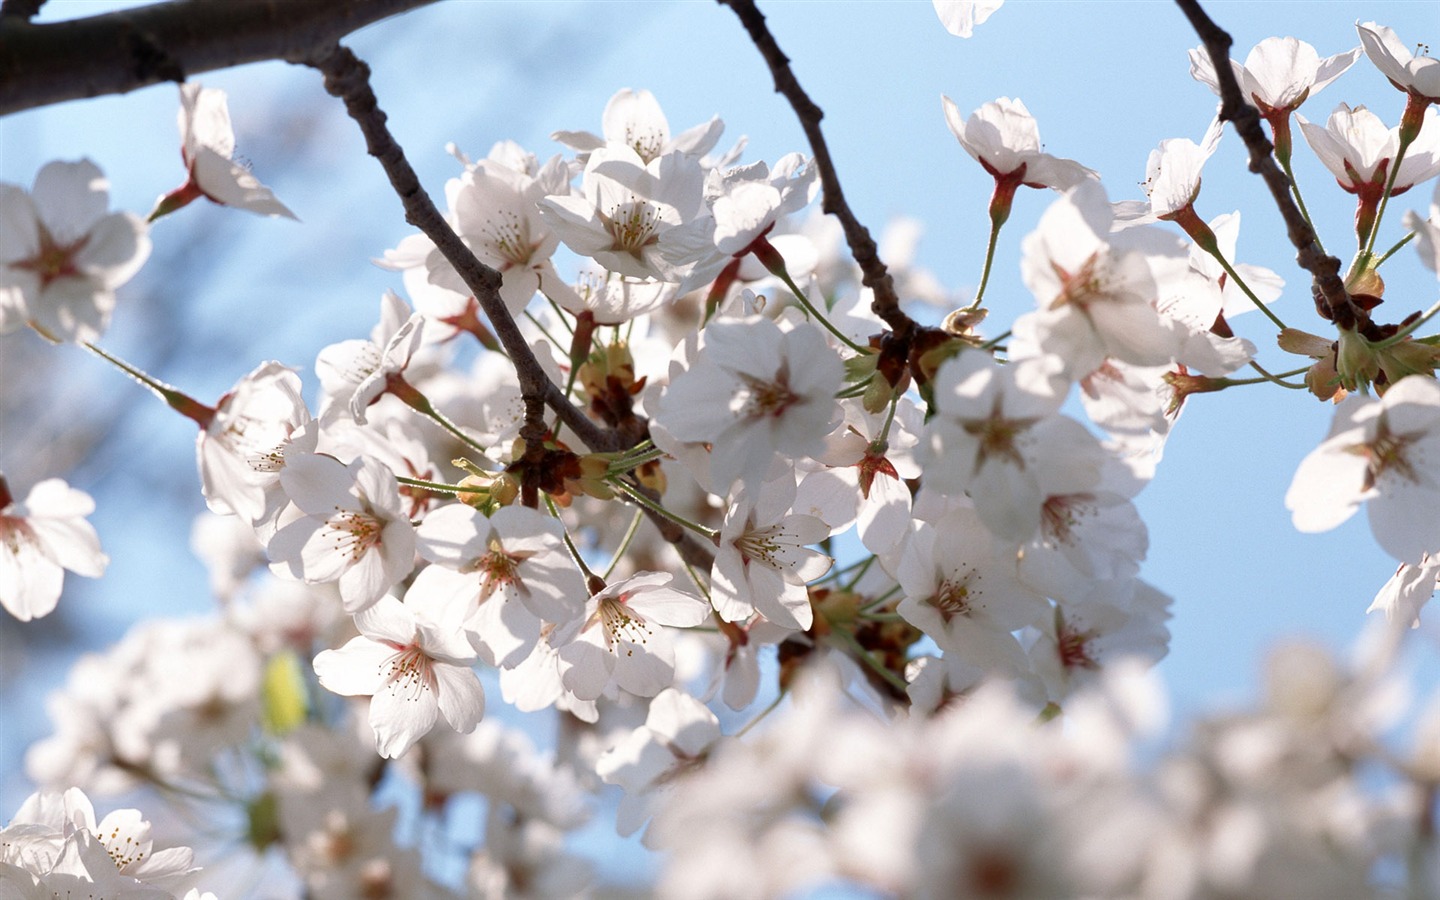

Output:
xmin=1049 ymin=253 xmax=1108 ymax=311
xmin=381 ymin=643 xmax=436 ymax=700
xmin=603 ymin=200 xmax=662 ymax=256
xmin=465 ymin=539 xmax=533 ymax=604
xmin=480 ymin=209 xmax=534 ymax=270
xmin=928 ymin=572 xmax=978 ymax=622
xmin=326 ymin=506 xmax=383 ymax=562
xmin=738 ymin=369 xmax=799 ymax=419
xmin=1057 ymin=620 xmax=1099 ymax=671
xmin=962 ymin=394 xmax=1035 ymax=471
xmin=597 ymin=596 xmax=653 ymax=655
xmin=11 ymin=226 xmax=87 ymax=290
xmin=1355 ymin=415 xmax=1424 ymax=491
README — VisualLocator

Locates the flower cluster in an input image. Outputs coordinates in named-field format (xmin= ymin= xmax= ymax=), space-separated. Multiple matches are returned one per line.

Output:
xmin=4 ymin=5 xmax=1440 ymax=898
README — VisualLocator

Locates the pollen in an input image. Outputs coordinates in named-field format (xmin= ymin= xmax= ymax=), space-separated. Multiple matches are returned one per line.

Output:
xmin=327 ymin=506 xmax=383 ymax=562
xmin=381 ymin=644 xmax=436 ymax=701
xmin=598 ymin=596 xmax=652 ymax=656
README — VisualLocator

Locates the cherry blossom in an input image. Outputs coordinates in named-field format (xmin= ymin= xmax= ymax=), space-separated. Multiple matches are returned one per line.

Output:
xmin=1188 ymin=36 xmax=1360 ymax=115
xmin=596 ymin=687 xmax=722 ymax=841
xmin=655 ymin=316 xmax=842 ymax=493
xmin=0 ymin=159 xmax=149 ymax=343
xmin=932 ymin=0 xmax=1003 ymax=38
xmin=1287 ymin=375 xmax=1440 ymax=564
xmin=555 ymin=572 xmax=710 ymax=701
xmin=151 ymin=82 xmax=296 ymax=220
xmin=314 ymin=291 xmax=426 ymax=425
xmin=268 ymin=453 xmax=417 ymax=613
xmin=552 ymin=88 xmax=724 ymax=165
xmin=538 ymin=145 xmax=716 ymax=286
xmin=0 ymin=475 xmax=107 ymax=622
xmin=312 ymin=594 xmax=484 ymax=759
xmin=711 ymin=476 xmax=833 ymax=631
xmin=412 ymin=503 xmax=586 ymax=666
xmin=195 ymin=361 xmax=315 ymax=527
xmin=941 ymin=96 xmax=1097 ymax=225
xmin=1357 ymin=22 xmax=1440 ymax=105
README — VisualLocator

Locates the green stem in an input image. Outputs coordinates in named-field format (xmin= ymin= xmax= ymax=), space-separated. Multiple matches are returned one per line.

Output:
xmin=1244 ymin=359 xmax=1306 ymax=389
xmin=966 ymin=215 xmax=1003 ymax=310
xmin=828 ymin=627 xmax=908 ymax=694
xmin=81 ymin=342 xmax=215 ymax=427
xmin=1375 ymin=296 xmax=1440 ymax=349
xmin=765 ymin=252 xmax=869 ymax=355
xmin=606 ymin=445 xmax=668 ymax=475
xmin=603 ymin=509 xmax=645 ymax=579
xmin=682 ymin=559 xmax=712 ymax=602
xmin=1363 ymin=131 xmax=1415 ymax=259
xmin=1280 ymin=155 xmax=1325 ymax=256
xmin=734 ymin=689 xmax=788 ymax=737
xmin=394 ymin=475 xmax=469 ymax=494
xmin=1204 ymin=245 xmax=1287 ymax=331
xmin=545 ymin=496 xmax=600 ymax=584
xmin=610 ymin=478 xmax=719 ymax=542
xmin=1376 ymin=230 xmax=1417 ymax=269
xmin=979 ymin=329 xmax=1011 ymax=351
xmin=842 ymin=555 xmax=876 ymax=592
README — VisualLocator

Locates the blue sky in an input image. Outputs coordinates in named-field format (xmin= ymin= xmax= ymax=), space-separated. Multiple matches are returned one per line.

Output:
xmin=2 ymin=0 xmax=1437 ymax=878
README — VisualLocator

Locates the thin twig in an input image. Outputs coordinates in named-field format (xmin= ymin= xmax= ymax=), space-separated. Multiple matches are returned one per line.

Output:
xmin=718 ymin=0 xmax=915 ymax=342
xmin=1173 ymin=0 xmax=1364 ymax=334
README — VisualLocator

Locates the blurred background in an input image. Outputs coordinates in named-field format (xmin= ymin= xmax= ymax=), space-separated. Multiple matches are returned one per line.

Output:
xmin=2 ymin=0 xmax=1436 ymax=891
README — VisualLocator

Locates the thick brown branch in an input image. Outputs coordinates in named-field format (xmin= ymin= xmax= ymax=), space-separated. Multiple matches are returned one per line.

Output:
xmin=0 ymin=0 xmax=435 ymax=117
xmin=304 ymin=43 xmax=614 ymax=453
xmin=718 ymin=0 xmax=915 ymax=343
xmin=0 ymin=0 xmax=45 ymax=23
xmin=1174 ymin=0 xmax=1360 ymax=332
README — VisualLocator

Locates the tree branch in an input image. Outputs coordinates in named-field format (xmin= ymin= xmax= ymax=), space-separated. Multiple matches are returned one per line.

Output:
xmin=0 ymin=0 xmax=45 ymax=23
xmin=718 ymin=0 xmax=916 ymax=343
xmin=304 ymin=43 xmax=615 ymax=453
xmin=0 ymin=0 xmax=436 ymax=117
xmin=1173 ymin=0 xmax=1362 ymax=333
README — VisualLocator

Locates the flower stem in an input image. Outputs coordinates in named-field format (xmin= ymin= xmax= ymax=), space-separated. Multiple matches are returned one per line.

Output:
xmin=81 ymin=342 xmax=215 ymax=428
xmin=1375 ymin=296 xmax=1440 ymax=349
xmin=609 ymin=478 xmax=719 ymax=542
xmin=966 ymin=215 xmax=1003 ymax=311
xmin=603 ymin=509 xmax=645 ymax=579
xmin=1202 ymin=245 xmax=1287 ymax=331
xmin=545 ymin=496 xmax=600 ymax=585
xmin=1280 ymin=155 xmax=1325 ymax=256
xmin=1245 ymin=359 xmax=1306 ymax=389
xmin=828 ymin=626 xmax=908 ymax=694
xmin=734 ymin=689 xmax=788 ymax=737
xmin=1375 ymin=230 xmax=1417 ymax=269
xmin=1362 ymin=131 xmax=1416 ymax=259
xmin=752 ymin=236 xmax=869 ymax=355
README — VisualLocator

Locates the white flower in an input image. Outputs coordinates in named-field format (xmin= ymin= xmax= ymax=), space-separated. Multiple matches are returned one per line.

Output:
xmin=1298 ymin=103 xmax=1440 ymax=195
xmin=0 ymin=787 xmax=200 ymax=893
xmin=425 ymin=154 xmax=577 ymax=316
xmin=315 ymin=291 xmax=426 ymax=425
xmin=1287 ymin=375 xmax=1440 ymax=564
xmin=0 ymin=159 xmax=149 ymax=343
xmin=268 ymin=453 xmax=417 ymax=613
xmin=597 ymin=687 xmax=722 ymax=841
xmin=1188 ymin=36 xmax=1360 ymax=114
xmin=555 ymin=572 xmax=710 ymax=701
xmin=941 ymin=96 xmax=1096 ymax=190
xmin=655 ymin=316 xmax=842 ymax=493
xmin=151 ymin=82 xmax=296 ymax=219
xmin=932 ymin=0 xmax=1002 ymax=38
xmin=896 ymin=507 xmax=1048 ymax=684
xmin=195 ymin=360 xmax=315 ymax=527
xmin=552 ymin=88 xmax=724 ymax=165
xmin=539 ymin=145 xmax=715 ymax=286
xmin=412 ymin=503 xmax=587 ymax=667
xmin=1404 ymin=182 xmax=1440 ymax=280
xmin=1357 ymin=22 xmax=1440 ymax=103
xmin=0 ymin=476 xmax=107 ymax=622
xmin=711 ymin=476 xmax=832 ymax=631
xmin=1018 ymin=181 xmax=1185 ymax=378
xmin=1116 ymin=116 xmax=1224 ymax=223
xmin=705 ymin=153 xmax=817 ymax=257
xmin=313 ymin=594 xmax=484 ymax=759
xmin=1367 ymin=554 xmax=1439 ymax=628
